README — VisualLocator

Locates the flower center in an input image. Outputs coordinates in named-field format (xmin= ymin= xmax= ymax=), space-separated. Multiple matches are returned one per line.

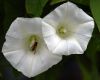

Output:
xmin=57 ymin=26 xmax=67 ymax=38
xmin=58 ymin=26 xmax=66 ymax=35
xmin=57 ymin=25 xmax=72 ymax=39
xmin=28 ymin=35 xmax=38 ymax=52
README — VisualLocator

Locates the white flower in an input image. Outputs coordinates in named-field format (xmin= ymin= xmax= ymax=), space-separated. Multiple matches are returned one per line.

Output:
xmin=2 ymin=18 xmax=62 ymax=78
xmin=42 ymin=2 xmax=94 ymax=55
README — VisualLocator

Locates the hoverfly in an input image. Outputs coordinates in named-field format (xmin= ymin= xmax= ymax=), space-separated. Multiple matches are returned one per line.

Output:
xmin=31 ymin=41 xmax=38 ymax=51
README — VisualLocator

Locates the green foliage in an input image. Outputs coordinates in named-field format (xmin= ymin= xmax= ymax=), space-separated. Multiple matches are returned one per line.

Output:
xmin=50 ymin=0 xmax=90 ymax=6
xmin=90 ymin=0 xmax=100 ymax=32
xmin=25 ymin=0 xmax=48 ymax=17
xmin=78 ymin=60 xmax=91 ymax=80
xmin=50 ymin=0 xmax=66 ymax=5
xmin=70 ymin=0 xmax=90 ymax=6
xmin=77 ymin=26 xmax=100 ymax=80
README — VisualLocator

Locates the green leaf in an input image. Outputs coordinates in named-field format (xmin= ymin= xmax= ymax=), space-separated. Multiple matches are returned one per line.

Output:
xmin=70 ymin=0 xmax=89 ymax=6
xmin=78 ymin=61 xmax=91 ymax=80
xmin=50 ymin=0 xmax=66 ymax=5
xmin=76 ymin=26 xmax=100 ymax=80
xmin=90 ymin=0 xmax=100 ymax=32
xmin=83 ymin=27 xmax=100 ymax=80
xmin=25 ymin=0 xmax=48 ymax=17
xmin=50 ymin=0 xmax=90 ymax=7
xmin=86 ymin=26 xmax=100 ymax=59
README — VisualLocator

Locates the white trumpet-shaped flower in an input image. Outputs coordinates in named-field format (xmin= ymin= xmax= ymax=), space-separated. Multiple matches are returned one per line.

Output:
xmin=42 ymin=2 xmax=94 ymax=55
xmin=2 ymin=18 xmax=62 ymax=77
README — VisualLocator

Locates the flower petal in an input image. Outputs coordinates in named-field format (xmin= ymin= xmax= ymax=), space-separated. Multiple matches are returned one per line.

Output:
xmin=7 ymin=40 xmax=62 ymax=78
xmin=42 ymin=21 xmax=56 ymax=37
xmin=66 ymin=2 xmax=93 ymax=26
xmin=74 ymin=34 xmax=91 ymax=52
xmin=53 ymin=40 xmax=68 ymax=55
xmin=30 ymin=40 xmax=62 ymax=77
xmin=3 ymin=49 xmax=25 ymax=69
xmin=7 ymin=18 xmax=42 ymax=39
xmin=2 ymin=35 xmax=23 ymax=53
xmin=16 ymin=53 xmax=34 ymax=77
xmin=43 ymin=2 xmax=68 ymax=29
xmin=74 ymin=21 xmax=94 ymax=37
xmin=43 ymin=34 xmax=61 ymax=52
xmin=52 ymin=38 xmax=83 ymax=55
xmin=67 ymin=38 xmax=83 ymax=55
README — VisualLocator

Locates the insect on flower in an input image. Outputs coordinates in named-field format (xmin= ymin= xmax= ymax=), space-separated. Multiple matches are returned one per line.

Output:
xmin=31 ymin=41 xmax=38 ymax=51
xmin=2 ymin=18 xmax=62 ymax=78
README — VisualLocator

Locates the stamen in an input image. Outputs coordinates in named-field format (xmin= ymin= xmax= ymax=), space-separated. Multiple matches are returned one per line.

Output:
xmin=58 ymin=26 xmax=66 ymax=35
xmin=57 ymin=26 xmax=67 ymax=38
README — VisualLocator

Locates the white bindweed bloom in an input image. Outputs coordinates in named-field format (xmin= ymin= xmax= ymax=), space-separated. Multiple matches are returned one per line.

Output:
xmin=2 ymin=18 xmax=62 ymax=78
xmin=42 ymin=2 xmax=94 ymax=55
